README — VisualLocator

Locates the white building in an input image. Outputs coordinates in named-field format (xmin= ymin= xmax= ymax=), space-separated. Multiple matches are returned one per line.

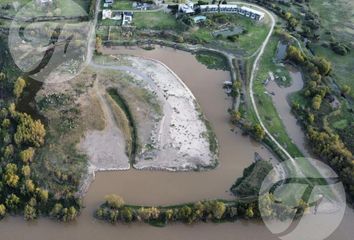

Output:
xmin=36 ymin=0 xmax=53 ymax=6
xmin=240 ymin=6 xmax=264 ymax=21
xmin=122 ymin=12 xmax=133 ymax=25
xmin=219 ymin=4 xmax=239 ymax=13
xmin=102 ymin=9 xmax=122 ymax=20
xmin=199 ymin=5 xmax=219 ymax=13
xmin=102 ymin=9 xmax=112 ymax=19
xmin=103 ymin=0 xmax=114 ymax=8
xmin=197 ymin=4 xmax=265 ymax=21
xmin=179 ymin=1 xmax=195 ymax=14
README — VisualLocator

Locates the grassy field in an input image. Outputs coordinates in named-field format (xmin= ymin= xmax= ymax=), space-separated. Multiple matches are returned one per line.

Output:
xmin=195 ymin=50 xmax=229 ymax=71
xmin=310 ymin=0 xmax=354 ymax=41
xmin=310 ymin=44 xmax=354 ymax=98
xmin=133 ymin=12 xmax=181 ymax=30
xmin=309 ymin=0 xmax=354 ymax=97
xmin=109 ymin=0 xmax=134 ymax=10
xmin=189 ymin=14 xmax=270 ymax=55
xmin=236 ymin=16 xmax=270 ymax=55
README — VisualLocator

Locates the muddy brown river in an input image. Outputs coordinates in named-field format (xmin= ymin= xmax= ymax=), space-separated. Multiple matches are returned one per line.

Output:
xmin=0 ymin=46 xmax=352 ymax=240
xmin=266 ymin=66 xmax=312 ymax=157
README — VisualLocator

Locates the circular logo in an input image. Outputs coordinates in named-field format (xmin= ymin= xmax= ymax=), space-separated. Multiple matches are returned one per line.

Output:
xmin=258 ymin=157 xmax=346 ymax=240
xmin=8 ymin=0 xmax=93 ymax=83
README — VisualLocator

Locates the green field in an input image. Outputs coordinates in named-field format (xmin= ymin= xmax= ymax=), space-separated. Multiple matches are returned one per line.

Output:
xmin=133 ymin=12 xmax=181 ymax=30
xmin=104 ymin=0 xmax=134 ymax=10
xmin=310 ymin=44 xmax=354 ymax=98
xmin=310 ymin=0 xmax=354 ymax=41
xmin=309 ymin=0 xmax=354 ymax=97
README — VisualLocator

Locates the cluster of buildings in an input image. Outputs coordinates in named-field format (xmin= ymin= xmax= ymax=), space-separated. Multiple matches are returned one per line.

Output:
xmin=102 ymin=0 xmax=133 ymax=26
xmin=132 ymin=2 xmax=152 ymax=10
xmin=102 ymin=9 xmax=133 ymax=25
xmin=179 ymin=2 xmax=265 ymax=21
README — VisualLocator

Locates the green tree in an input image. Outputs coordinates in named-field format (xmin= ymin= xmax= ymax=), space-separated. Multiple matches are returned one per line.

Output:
xmin=0 ymin=72 xmax=6 ymax=81
xmin=24 ymin=204 xmax=37 ymax=220
xmin=5 ymin=194 xmax=20 ymax=212
xmin=313 ymin=57 xmax=331 ymax=76
xmin=312 ymin=94 xmax=322 ymax=110
xmin=4 ymin=163 xmax=19 ymax=187
xmin=63 ymin=206 xmax=78 ymax=222
xmin=0 ymin=204 xmax=6 ymax=218
xmin=211 ymin=201 xmax=226 ymax=219
xmin=307 ymin=113 xmax=315 ymax=124
xmin=230 ymin=110 xmax=241 ymax=123
xmin=3 ymin=145 xmax=14 ymax=159
xmin=36 ymin=188 xmax=49 ymax=203
xmin=95 ymin=36 xmax=102 ymax=52
xmin=164 ymin=209 xmax=174 ymax=222
xmin=13 ymin=77 xmax=26 ymax=98
xmin=252 ymin=124 xmax=265 ymax=141
xmin=245 ymin=206 xmax=254 ymax=218
xmin=22 ymin=165 xmax=31 ymax=178
xmin=1 ymin=118 xmax=10 ymax=128
xmin=50 ymin=203 xmax=63 ymax=219
xmin=19 ymin=147 xmax=35 ymax=164
xmin=286 ymin=45 xmax=305 ymax=64
xmin=25 ymin=179 xmax=35 ymax=193
xmin=137 ymin=207 xmax=151 ymax=221
xmin=178 ymin=206 xmax=192 ymax=223
xmin=105 ymin=194 xmax=125 ymax=209
xmin=120 ymin=207 xmax=133 ymax=223
xmin=341 ymin=85 xmax=351 ymax=95
xmin=14 ymin=113 xmax=46 ymax=147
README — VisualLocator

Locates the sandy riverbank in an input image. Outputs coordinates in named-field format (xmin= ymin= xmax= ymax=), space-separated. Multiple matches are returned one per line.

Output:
xmin=76 ymin=54 xmax=220 ymax=193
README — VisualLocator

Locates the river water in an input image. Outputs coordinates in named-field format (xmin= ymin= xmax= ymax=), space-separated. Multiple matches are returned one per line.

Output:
xmin=265 ymin=66 xmax=312 ymax=157
xmin=0 ymin=46 xmax=352 ymax=240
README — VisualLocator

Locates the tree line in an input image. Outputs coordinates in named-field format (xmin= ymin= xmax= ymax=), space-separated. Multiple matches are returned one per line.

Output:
xmin=286 ymin=46 xmax=354 ymax=204
xmin=95 ymin=192 xmax=307 ymax=226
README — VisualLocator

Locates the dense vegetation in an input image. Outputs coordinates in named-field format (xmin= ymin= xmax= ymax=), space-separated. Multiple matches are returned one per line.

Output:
xmin=234 ymin=0 xmax=354 ymax=205
xmin=0 ymin=38 xmax=82 ymax=221
xmin=231 ymin=160 xmax=273 ymax=197
xmin=95 ymin=192 xmax=307 ymax=226
xmin=286 ymin=45 xmax=354 ymax=203
xmin=195 ymin=51 xmax=229 ymax=71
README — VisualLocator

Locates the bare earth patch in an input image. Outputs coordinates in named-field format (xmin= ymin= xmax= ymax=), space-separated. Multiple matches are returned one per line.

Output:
xmin=79 ymin=80 xmax=130 ymax=194
xmin=125 ymin=56 xmax=218 ymax=170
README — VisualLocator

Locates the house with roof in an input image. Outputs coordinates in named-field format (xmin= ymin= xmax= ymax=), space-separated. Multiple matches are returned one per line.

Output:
xmin=193 ymin=15 xmax=206 ymax=23
xmin=133 ymin=2 xmax=152 ymax=11
xmin=196 ymin=4 xmax=265 ymax=21
xmin=36 ymin=0 xmax=53 ymax=6
xmin=102 ymin=9 xmax=122 ymax=20
xmin=240 ymin=6 xmax=265 ymax=21
xmin=103 ymin=0 xmax=114 ymax=8
xmin=178 ymin=0 xmax=195 ymax=14
xmin=122 ymin=12 xmax=133 ymax=25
